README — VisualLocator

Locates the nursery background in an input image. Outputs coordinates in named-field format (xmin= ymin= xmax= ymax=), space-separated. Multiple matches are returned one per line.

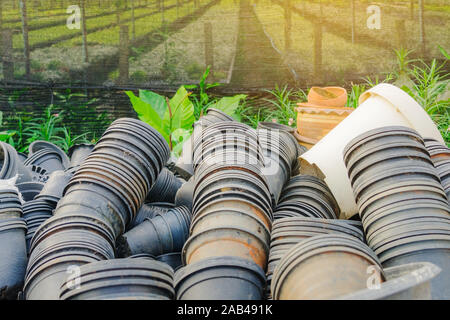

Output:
xmin=0 ymin=0 xmax=449 ymax=147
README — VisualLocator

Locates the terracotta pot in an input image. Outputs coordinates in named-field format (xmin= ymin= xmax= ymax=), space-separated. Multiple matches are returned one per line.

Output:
xmin=307 ymin=87 xmax=348 ymax=108
xmin=295 ymin=105 xmax=354 ymax=149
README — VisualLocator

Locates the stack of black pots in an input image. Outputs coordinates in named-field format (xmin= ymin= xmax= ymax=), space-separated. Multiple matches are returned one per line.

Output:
xmin=256 ymin=127 xmax=300 ymax=205
xmin=175 ymin=177 xmax=195 ymax=210
xmin=271 ymin=234 xmax=384 ymax=299
xmin=0 ymin=141 xmax=32 ymax=183
xmin=175 ymin=108 xmax=236 ymax=180
xmin=16 ymin=182 xmax=44 ymax=202
xmin=34 ymin=170 xmax=73 ymax=209
xmin=274 ymin=175 xmax=340 ymax=220
xmin=23 ymin=118 xmax=170 ymax=300
xmin=22 ymin=200 xmax=54 ymax=253
xmin=67 ymin=143 xmax=94 ymax=169
xmin=145 ymin=168 xmax=184 ymax=203
xmin=0 ymin=187 xmax=27 ymax=300
xmin=343 ymin=126 xmax=450 ymax=299
xmin=117 ymin=205 xmax=191 ymax=268
xmin=59 ymin=259 xmax=175 ymax=300
xmin=265 ymin=217 xmax=365 ymax=299
xmin=24 ymin=141 xmax=70 ymax=174
xmin=177 ymin=121 xmax=270 ymax=300
xmin=129 ymin=202 xmax=175 ymax=229
xmin=424 ymin=138 xmax=450 ymax=200
xmin=257 ymin=122 xmax=307 ymax=175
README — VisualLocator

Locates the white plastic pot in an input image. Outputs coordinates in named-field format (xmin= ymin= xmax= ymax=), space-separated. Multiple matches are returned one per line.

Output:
xmin=299 ymin=84 xmax=445 ymax=219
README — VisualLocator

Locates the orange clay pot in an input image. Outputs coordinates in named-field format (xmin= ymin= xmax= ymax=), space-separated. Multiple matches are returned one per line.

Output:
xmin=307 ymin=87 xmax=348 ymax=108
xmin=295 ymin=87 xmax=353 ymax=149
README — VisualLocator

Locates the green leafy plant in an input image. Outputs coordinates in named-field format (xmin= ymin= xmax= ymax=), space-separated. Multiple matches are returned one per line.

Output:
xmin=185 ymin=66 xmax=221 ymax=119
xmin=126 ymin=86 xmax=195 ymax=155
xmin=263 ymin=85 xmax=297 ymax=126
xmin=55 ymin=127 xmax=90 ymax=153
xmin=347 ymin=83 xmax=366 ymax=109
xmin=0 ymin=111 xmax=17 ymax=143
xmin=23 ymin=105 xmax=65 ymax=148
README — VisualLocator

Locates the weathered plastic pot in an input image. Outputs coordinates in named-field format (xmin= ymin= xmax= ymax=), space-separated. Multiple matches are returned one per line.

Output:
xmin=157 ymin=252 xmax=183 ymax=271
xmin=117 ymin=206 xmax=191 ymax=257
xmin=338 ymin=262 xmax=441 ymax=300
xmin=193 ymin=192 xmax=272 ymax=228
xmin=272 ymin=234 xmax=384 ymax=300
xmin=34 ymin=170 xmax=73 ymax=206
xmin=68 ymin=143 xmax=94 ymax=168
xmin=91 ymin=143 xmax=157 ymax=187
xmin=193 ymin=173 xmax=272 ymax=216
xmin=174 ymin=256 xmax=265 ymax=300
xmin=0 ymin=218 xmax=27 ymax=300
xmin=66 ymin=170 xmax=141 ymax=227
xmin=59 ymin=259 xmax=174 ymax=300
xmin=29 ymin=213 xmax=116 ymax=254
xmin=72 ymin=166 xmax=144 ymax=217
xmin=24 ymin=148 xmax=68 ymax=174
xmin=0 ymin=189 xmax=23 ymax=220
xmin=0 ymin=141 xmax=32 ymax=183
xmin=146 ymin=168 xmax=183 ymax=203
xmin=28 ymin=141 xmax=70 ymax=168
xmin=190 ymin=207 xmax=271 ymax=247
xmin=175 ymin=177 xmax=194 ymax=211
xmin=130 ymin=253 xmax=156 ymax=260
xmin=271 ymin=217 xmax=365 ymax=242
xmin=24 ymin=254 xmax=100 ymax=300
xmin=382 ymin=246 xmax=450 ymax=300
xmin=57 ymin=183 xmax=128 ymax=238
xmin=17 ymin=182 xmax=44 ymax=202
xmin=194 ymin=197 xmax=272 ymax=231
xmin=182 ymin=225 xmax=270 ymax=270
xmin=299 ymin=84 xmax=444 ymax=219
xmin=278 ymin=175 xmax=340 ymax=219
xmin=129 ymin=202 xmax=175 ymax=229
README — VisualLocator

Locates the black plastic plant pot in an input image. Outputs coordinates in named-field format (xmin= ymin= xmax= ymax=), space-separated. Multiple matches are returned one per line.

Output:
xmin=0 ymin=218 xmax=27 ymax=300
xmin=28 ymin=141 xmax=70 ymax=166
xmin=28 ymin=213 xmax=116 ymax=255
xmin=271 ymin=234 xmax=384 ymax=300
xmin=146 ymin=168 xmax=183 ymax=204
xmin=57 ymin=184 xmax=128 ymax=238
xmin=24 ymin=254 xmax=101 ymax=300
xmin=174 ymin=256 xmax=266 ymax=300
xmin=175 ymin=177 xmax=194 ymax=211
xmin=24 ymin=147 xmax=68 ymax=174
xmin=35 ymin=170 xmax=73 ymax=206
xmin=129 ymin=202 xmax=175 ymax=229
xmin=156 ymin=252 xmax=183 ymax=271
xmin=337 ymin=262 xmax=441 ymax=300
xmin=383 ymin=247 xmax=450 ymax=300
xmin=68 ymin=144 xmax=94 ymax=168
xmin=117 ymin=207 xmax=191 ymax=257
xmin=59 ymin=258 xmax=174 ymax=300
xmin=17 ymin=182 xmax=44 ymax=202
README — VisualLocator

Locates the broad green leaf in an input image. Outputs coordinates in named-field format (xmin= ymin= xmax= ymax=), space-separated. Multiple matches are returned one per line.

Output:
xmin=164 ymin=86 xmax=195 ymax=132
xmin=139 ymin=90 xmax=167 ymax=120
xmin=210 ymin=94 xmax=247 ymax=120
xmin=125 ymin=91 xmax=170 ymax=142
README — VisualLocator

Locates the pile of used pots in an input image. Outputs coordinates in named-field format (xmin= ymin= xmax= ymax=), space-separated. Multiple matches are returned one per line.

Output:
xmin=0 ymin=83 xmax=449 ymax=300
